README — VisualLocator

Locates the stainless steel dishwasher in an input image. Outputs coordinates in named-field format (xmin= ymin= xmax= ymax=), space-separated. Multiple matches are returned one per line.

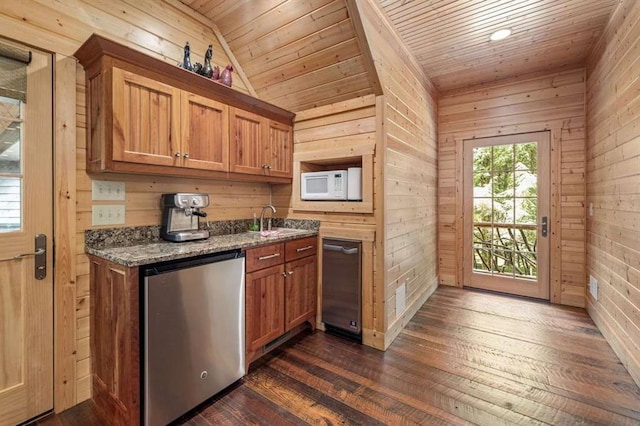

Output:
xmin=322 ymin=238 xmax=362 ymax=339
xmin=142 ymin=249 xmax=245 ymax=426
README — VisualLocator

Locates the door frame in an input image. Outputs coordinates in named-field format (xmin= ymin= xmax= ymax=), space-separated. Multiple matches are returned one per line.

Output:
xmin=462 ymin=131 xmax=551 ymax=300
xmin=52 ymin=53 xmax=79 ymax=412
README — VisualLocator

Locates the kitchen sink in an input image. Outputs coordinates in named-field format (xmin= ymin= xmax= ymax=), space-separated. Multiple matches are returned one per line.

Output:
xmin=251 ymin=228 xmax=308 ymax=238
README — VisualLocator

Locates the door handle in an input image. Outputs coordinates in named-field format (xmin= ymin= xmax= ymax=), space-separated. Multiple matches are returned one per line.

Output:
xmin=0 ymin=234 xmax=46 ymax=279
xmin=323 ymin=244 xmax=359 ymax=255
xmin=541 ymin=216 xmax=548 ymax=238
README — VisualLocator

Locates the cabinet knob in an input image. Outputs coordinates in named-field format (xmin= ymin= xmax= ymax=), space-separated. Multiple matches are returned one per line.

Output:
xmin=175 ymin=152 xmax=181 ymax=157
xmin=261 ymin=164 xmax=268 ymax=169
xmin=287 ymin=271 xmax=293 ymax=275
xmin=266 ymin=165 xmax=272 ymax=170
xmin=183 ymin=153 xmax=189 ymax=159
xmin=282 ymin=272 xmax=287 ymax=277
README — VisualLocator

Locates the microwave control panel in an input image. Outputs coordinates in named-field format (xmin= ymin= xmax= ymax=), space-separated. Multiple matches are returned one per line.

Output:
xmin=334 ymin=173 xmax=343 ymax=191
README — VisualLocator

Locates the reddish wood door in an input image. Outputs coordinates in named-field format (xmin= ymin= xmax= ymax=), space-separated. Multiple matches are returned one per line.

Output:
xmin=265 ymin=120 xmax=292 ymax=178
xmin=245 ymin=264 xmax=285 ymax=352
xmin=284 ymin=256 xmax=317 ymax=331
xmin=229 ymin=107 xmax=266 ymax=175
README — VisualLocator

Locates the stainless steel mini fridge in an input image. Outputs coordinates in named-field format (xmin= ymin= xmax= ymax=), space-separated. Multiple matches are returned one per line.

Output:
xmin=322 ymin=238 xmax=362 ymax=338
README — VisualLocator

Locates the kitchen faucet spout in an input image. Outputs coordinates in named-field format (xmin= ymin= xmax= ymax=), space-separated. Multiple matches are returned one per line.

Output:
xmin=259 ymin=205 xmax=277 ymax=232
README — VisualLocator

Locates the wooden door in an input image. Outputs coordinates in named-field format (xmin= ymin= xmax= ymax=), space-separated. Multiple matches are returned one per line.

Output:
xmin=284 ymin=256 xmax=317 ymax=331
xmin=181 ymin=92 xmax=229 ymax=171
xmin=112 ymin=67 xmax=180 ymax=167
xmin=245 ymin=264 xmax=285 ymax=353
xmin=463 ymin=132 xmax=550 ymax=299
xmin=0 ymin=45 xmax=53 ymax=424
xmin=229 ymin=107 xmax=266 ymax=175
xmin=265 ymin=120 xmax=292 ymax=178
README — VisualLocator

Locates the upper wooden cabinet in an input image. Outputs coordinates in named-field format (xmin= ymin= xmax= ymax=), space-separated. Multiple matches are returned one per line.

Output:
xmin=229 ymin=108 xmax=293 ymax=178
xmin=76 ymin=34 xmax=294 ymax=183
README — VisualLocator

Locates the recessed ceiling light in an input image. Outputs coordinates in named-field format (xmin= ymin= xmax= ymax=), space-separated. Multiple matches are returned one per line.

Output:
xmin=490 ymin=29 xmax=512 ymax=41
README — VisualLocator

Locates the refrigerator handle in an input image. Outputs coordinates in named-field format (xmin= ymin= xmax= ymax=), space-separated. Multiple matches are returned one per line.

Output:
xmin=323 ymin=244 xmax=359 ymax=255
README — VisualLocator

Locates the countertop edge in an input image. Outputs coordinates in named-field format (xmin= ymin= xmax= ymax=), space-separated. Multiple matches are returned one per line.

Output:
xmin=85 ymin=231 xmax=319 ymax=267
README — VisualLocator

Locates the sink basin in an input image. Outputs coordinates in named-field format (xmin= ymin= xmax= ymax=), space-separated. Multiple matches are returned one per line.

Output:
xmin=251 ymin=228 xmax=308 ymax=238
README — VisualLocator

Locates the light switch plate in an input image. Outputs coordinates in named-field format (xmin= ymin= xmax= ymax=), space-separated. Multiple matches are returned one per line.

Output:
xmin=92 ymin=205 xmax=126 ymax=226
xmin=92 ymin=180 xmax=125 ymax=201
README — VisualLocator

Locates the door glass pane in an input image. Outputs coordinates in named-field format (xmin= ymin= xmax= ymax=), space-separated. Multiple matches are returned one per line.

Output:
xmin=0 ymin=177 xmax=21 ymax=232
xmin=0 ymin=96 xmax=22 ymax=232
xmin=471 ymin=140 xmax=538 ymax=280
xmin=515 ymin=142 xmax=537 ymax=170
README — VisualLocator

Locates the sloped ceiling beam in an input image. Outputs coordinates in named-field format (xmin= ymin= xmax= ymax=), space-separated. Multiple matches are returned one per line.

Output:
xmin=344 ymin=0 xmax=382 ymax=96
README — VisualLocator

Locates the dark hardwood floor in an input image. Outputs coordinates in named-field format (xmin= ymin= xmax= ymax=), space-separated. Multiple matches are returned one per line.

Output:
xmin=38 ymin=287 xmax=640 ymax=425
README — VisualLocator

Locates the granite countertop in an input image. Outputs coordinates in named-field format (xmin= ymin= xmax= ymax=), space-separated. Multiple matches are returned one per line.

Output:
xmin=85 ymin=219 xmax=319 ymax=267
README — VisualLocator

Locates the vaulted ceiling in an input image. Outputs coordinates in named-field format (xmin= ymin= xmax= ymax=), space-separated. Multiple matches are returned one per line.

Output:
xmin=179 ymin=0 xmax=376 ymax=111
xmin=179 ymin=0 xmax=619 ymax=107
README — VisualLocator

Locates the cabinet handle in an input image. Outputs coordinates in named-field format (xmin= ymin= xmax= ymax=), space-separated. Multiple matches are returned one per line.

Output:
xmin=287 ymin=271 xmax=293 ymax=275
xmin=175 ymin=151 xmax=181 ymax=157
xmin=266 ymin=165 xmax=272 ymax=169
xmin=261 ymin=164 xmax=268 ymax=169
xmin=183 ymin=153 xmax=189 ymax=159
xmin=296 ymin=245 xmax=313 ymax=253
xmin=258 ymin=253 xmax=280 ymax=261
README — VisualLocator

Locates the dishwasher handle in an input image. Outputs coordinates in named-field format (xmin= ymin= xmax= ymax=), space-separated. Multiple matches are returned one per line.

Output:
xmin=323 ymin=244 xmax=359 ymax=255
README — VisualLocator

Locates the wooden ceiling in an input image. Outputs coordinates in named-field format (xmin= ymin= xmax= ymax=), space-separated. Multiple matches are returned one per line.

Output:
xmin=379 ymin=0 xmax=619 ymax=93
xmin=180 ymin=0 xmax=620 ymax=104
xmin=179 ymin=0 xmax=376 ymax=111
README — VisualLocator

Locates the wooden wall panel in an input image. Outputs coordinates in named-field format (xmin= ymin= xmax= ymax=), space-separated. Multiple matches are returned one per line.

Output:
xmin=356 ymin=0 xmax=439 ymax=349
xmin=271 ymin=95 xmax=380 ymax=346
xmin=184 ymin=0 xmax=376 ymax=111
xmin=0 ymin=0 xmax=261 ymax=408
xmin=585 ymin=0 xmax=640 ymax=386
xmin=438 ymin=68 xmax=587 ymax=308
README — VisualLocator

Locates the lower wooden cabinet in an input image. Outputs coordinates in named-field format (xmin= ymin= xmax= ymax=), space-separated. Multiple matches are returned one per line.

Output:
xmin=89 ymin=255 xmax=140 ymax=426
xmin=244 ymin=236 xmax=318 ymax=367
xmin=285 ymin=255 xmax=317 ymax=331
xmin=245 ymin=264 xmax=285 ymax=357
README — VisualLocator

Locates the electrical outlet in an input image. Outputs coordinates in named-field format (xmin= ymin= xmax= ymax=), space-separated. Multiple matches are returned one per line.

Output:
xmin=92 ymin=205 xmax=126 ymax=226
xmin=92 ymin=180 xmax=125 ymax=201
xmin=589 ymin=202 xmax=594 ymax=217
xmin=395 ymin=282 xmax=406 ymax=318
xmin=589 ymin=275 xmax=598 ymax=300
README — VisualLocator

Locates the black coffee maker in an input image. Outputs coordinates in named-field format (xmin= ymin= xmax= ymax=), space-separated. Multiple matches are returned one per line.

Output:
xmin=160 ymin=193 xmax=210 ymax=242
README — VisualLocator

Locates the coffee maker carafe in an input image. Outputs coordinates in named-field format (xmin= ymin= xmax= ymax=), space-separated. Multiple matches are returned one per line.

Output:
xmin=160 ymin=193 xmax=210 ymax=242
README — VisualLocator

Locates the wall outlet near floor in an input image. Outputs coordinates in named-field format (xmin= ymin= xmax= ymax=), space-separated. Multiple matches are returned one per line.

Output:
xmin=589 ymin=275 xmax=598 ymax=300
xmin=92 ymin=180 xmax=125 ymax=201
xmin=396 ymin=282 xmax=407 ymax=318
xmin=92 ymin=205 xmax=125 ymax=226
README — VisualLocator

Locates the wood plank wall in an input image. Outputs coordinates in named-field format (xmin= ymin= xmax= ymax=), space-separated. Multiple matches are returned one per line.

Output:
xmin=357 ymin=0 xmax=439 ymax=348
xmin=271 ymin=95 xmax=381 ymax=344
xmin=438 ymin=68 xmax=587 ymax=308
xmin=585 ymin=0 xmax=640 ymax=386
xmin=1 ymin=0 xmax=264 ymax=408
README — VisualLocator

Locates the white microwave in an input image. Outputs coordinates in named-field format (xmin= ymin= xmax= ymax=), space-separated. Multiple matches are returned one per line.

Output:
xmin=301 ymin=170 xmax=348 ymax=200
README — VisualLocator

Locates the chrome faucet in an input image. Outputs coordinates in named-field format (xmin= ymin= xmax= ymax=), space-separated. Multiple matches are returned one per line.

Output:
xmin=259 ymin=204 xmax=276 ymax=232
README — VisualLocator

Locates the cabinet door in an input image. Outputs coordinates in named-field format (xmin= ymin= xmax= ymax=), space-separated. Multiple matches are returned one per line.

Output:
xmin=266 ymin=120 xmax=293 ymax=178
xmin=284 ymin=256 xmax=317 ymax=331
xmin=181 ymin=92 xmax=229 ymax=171
xmin=246 ymin=264 xmax=285 ymax=352
xmin=229 ymin=107 xmax=266 ymax=175
xmin=112 ymin=67 xmax=180 ymax=167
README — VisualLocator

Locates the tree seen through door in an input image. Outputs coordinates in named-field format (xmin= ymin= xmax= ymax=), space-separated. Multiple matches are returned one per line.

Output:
xmin=472 ymin=142 xmax=538 ymax=279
